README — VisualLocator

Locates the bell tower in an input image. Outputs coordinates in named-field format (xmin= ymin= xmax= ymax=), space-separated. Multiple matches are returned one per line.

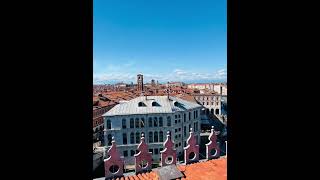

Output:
xmin=137 ymin=74 xmax=144 ymax=92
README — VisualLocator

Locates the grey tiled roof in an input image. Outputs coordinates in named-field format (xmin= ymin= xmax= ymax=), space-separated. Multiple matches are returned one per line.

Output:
xmin=103 ymin=96 xmax=201 ymax=116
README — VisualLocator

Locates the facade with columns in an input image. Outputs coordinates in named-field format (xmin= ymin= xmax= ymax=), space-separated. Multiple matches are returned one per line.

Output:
xmin=103 ymin=96 xmax=202 ymax=164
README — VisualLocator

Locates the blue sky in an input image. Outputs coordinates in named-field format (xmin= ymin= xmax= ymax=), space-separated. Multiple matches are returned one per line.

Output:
xmin=94 ymin=0 xmax=226 ymax=84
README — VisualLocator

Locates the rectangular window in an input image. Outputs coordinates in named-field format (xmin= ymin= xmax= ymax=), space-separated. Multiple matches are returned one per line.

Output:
xmin=135 ymin=119 xmax=140 ymax=128
xmin=184 ymin=126 xmax=186 ymax=136
xmin=130 ymin=119 xmax=134 ymax=128
xmin=179 ymin=128 xmax=181 ymax=131
xmin=167 ymin=117 xmax=171 ymax=126
xmin=212 ymin=102 xmax=214 ymax=105
xmin=175 ymin=129 xmax=177 ymax=133
xmin=175 ymin=120 xmax=177 ymax=124
xmin=123 ymin=133 xmax=127 ymax=144
xmin=122 ymin=119 xmax=126 ymax=129
xmin=140 ymin=118 xmax=145 ymax=128
xmin=207 ymin=102 xmax=209 ymax=105
xmin=123 ymin=150 xmax=128 ymax=157
xmin=178 ymin=114 xmax=181 ymax=118
xmin=189 ymin=112 xmax=191 ymax=120
xmin=155 ymin=149 xmax=159 ymax=155
xmin=149 ymin=149 xmax=153 ymax=154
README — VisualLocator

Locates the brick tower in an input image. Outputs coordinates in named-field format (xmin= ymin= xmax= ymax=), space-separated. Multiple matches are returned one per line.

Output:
xmin=137 ymin=74 xmax=144 ymax=92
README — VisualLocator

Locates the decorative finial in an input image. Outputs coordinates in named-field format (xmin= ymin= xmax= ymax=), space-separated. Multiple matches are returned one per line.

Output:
xmin=211 ymin=126 xmax=215 ymax=132
xmin=112 ymin=136 xmax=115 ymax=142
xmin=190 ymin=128 xmax=193 ymax=133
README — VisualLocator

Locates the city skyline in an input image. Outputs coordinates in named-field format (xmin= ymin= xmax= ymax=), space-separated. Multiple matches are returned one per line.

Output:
xmin=94 ymin=0 xmax=226 ymax=84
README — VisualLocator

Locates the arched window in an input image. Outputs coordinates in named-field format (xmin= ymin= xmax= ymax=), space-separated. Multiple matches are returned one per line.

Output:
xmin=154 ymin=117 xmax=158 ymax=127
xmin=107 ymin=134 xmax=112 ymax=146
xmin=148 ymin=117 xmax=153 ymax=127
xmin=130 ymin=132 xmax=134 ymax=144
xmin=215 ymin=109 xmax=219 ymax=115
xmin=107 ymin=119 xmax=111 ymax=129
xmin=154 ymin=131 xmax=158 ymax=142
xmin=159 ymin=117 xmax=163 ymax=127
xmin=149 ymin=132 xmax=153 ymax=143
xmin=167 ymin=116 xmax=171 ymax=126
xmin=159 ymin=131 xmax=164 ymax=142
xmin=122 ymin=119 xmax=126 ymax=129
xmin=189 ymin=112 xmax=191 ymax=120
xmin=183 ymin=113 xmax=186 ymax=122
xmin=135 ymin=118 xmax=140 ymax=128
xmin=140 ymin=118 xmax=145 ymax=128
xmin=130 ymin=118 xmax=134 ymax=128
xmin=136 ymin=132 xmax=140 ymax=143
xmin=123 ymin=133 xmax=127 ymax=144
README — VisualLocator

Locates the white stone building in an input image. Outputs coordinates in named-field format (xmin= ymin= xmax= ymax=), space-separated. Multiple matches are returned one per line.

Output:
xmin=213 ymin=84 xmax=227 ymax=95
xmin=102 ymin=96 xmax=202 ymax=164
xmin=187 ymin=83 xmax=214 ymax=90
xmin=193 ymin=93 xmax=222 ymax=115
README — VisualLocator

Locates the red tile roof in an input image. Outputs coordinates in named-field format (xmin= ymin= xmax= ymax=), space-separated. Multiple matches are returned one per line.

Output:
xmin=107 ymin=158 xmax=226 ymax=180
xmin=177 ymin=158 xmax=227 ymax=180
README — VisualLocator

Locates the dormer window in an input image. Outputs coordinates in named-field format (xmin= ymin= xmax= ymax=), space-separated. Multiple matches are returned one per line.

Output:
xmin=174 ymin=101 xmax=179 ymax=106
xmin=152 ymin=101 xmax=160 ymax=107
xmin=138 ymin=102 xmax=146 ymax=107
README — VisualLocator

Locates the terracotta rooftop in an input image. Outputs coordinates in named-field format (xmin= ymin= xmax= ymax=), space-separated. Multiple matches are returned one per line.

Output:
xmin=177 ymin=158 xmax=227 ymax=180
xmin=102 ymin=157 xmax=227 ymax=180
xmin=176 ymin=94 xmax=198 ymax=104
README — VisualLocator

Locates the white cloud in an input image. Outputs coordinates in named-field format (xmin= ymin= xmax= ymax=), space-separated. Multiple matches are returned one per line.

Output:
xmin=93 ymin=68 xmax=227 ymax=84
